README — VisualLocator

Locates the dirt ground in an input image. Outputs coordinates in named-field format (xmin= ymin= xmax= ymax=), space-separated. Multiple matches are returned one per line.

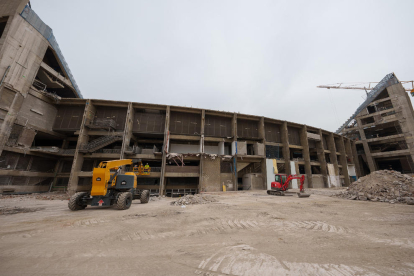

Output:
xmin=0 ymin=190 xmax=413 ymax=276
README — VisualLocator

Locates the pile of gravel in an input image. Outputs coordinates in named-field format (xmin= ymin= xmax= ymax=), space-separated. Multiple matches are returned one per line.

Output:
xmin=335 ymin=170 xmax=414 ymax=204
xmin=170 ymin=194 xmax=217 ymax=206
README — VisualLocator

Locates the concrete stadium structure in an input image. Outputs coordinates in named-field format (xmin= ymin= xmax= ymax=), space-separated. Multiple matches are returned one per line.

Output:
xmin=4 ymin=1 xmax=411 ymax=196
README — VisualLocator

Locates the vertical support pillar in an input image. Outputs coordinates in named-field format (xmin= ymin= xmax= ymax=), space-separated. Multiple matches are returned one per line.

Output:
xmin=356 ymin=118 xmax=376 ymax=172
xmin=281 ymin=121 xmax=291 ymax=175
xmin=199 ymin=110 xmax=205 ymax=193
xmin=338 ymin=136 xmax=350 ymax=186
xmin=258 ymin=117 xmax=265 ymax=143
xmin=0 ymin=90 xmax=24 ymax=155
xmin=259 ymin=117 xmax=266 ymax=189
xmin=327 ymin=133 xmax=340 ymax=186
xmin=159 ymin=106 xmax=170 ymax=196
xmin=120 ymin=102 xmax=134 ymax=159
xmin=232 ymin=113 xmax=238 ymax=191
xmin=300 ymin=126 xmax=312 ymax=188
xmin=317 ymin=129 xmax=328 ymax=187
xmin=68 ymin=100 xmax=96 ymax=195
xmin=345 ymin=138 xmax=361 ymax=178
xmin=350 ymin=141 xmax=362 ymax=177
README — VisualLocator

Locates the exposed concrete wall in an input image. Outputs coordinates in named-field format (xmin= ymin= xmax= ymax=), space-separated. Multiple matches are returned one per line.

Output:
xmin=200 ymin=157 xmax=221 ymax=192
xmin=312 ymin=175 xmax=324 ymax=188
xmin=220 ymin=173 xmax=233 ymax=191
xmin=18 ymin=92 xmax=58 ymax=131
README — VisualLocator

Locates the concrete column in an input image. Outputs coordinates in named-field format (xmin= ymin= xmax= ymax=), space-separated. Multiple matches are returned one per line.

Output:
xmin=61 ymin=139 xmax=70 ymax=149
xmin=327 ymin=133 xmax=340 ymax=178
xmin=259 ymin=117 xmax=266 ymax=189
xmin=300 ymin=126 xmax=312 ymax=188
xmin=337 ymin=137 xmax=350 ymax=186
xmin=351 ymin=141 xmax=362 ymax=177
xmin=120 ymin=102 xmax=134 ymax=159
xmin=281 ymin=121 xmax=291 ymax=174
xmin=0 ymin=90 xmax=24 ymax=155
xmin=68 ymin=100 xmax=96 ymax=195
xmin=317 ymin=129 xmax=328 ymax=187
xmin=51 ymin=160 xmax=63 ymax=191
xmin=232 ymin=113 xmax=238 ymax=190
xmin=259 ymin=117 xmax=265 ymax=143
xmin=356 ymin=118 xmax=376 ymax=172
xmin=159 ymin=106 xmax=170 ymax=196
xmin=232 ymin=113 xmax=237 ymax=141
xmin=199 ymin=110 xmax=205 ymax=193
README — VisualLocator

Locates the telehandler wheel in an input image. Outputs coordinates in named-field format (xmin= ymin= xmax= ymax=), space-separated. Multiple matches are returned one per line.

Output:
xmin=140 ymin=190 xmax=150 ymax=204
xmin=116 ymin=192 xmax=133 ymax=210
xmin=68 ymin=192 xmax=88 ymax=211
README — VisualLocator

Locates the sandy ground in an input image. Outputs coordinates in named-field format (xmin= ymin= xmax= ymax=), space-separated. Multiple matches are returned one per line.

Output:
xmin=0 ymin=190 xmax=414 ymax=276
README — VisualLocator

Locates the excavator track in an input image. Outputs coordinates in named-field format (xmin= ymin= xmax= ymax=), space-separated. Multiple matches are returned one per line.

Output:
xmin=267 ymin=190 xmax=285 ymax=196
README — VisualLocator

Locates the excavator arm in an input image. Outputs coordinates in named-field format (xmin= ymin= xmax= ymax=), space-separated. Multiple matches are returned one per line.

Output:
xmin=284 ymin=175 xmax=306 ymax=192
xmin=91 ymin=159 xmax=133 ymax=196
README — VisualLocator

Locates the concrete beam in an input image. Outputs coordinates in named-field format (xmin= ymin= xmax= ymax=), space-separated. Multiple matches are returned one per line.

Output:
xmin=170 ymin=135 xmax=200 ymax=141
xmin=0 ymin=169 xmax=54 ymax=177
xmin=371 ymin=149 xmax=411 ymax=157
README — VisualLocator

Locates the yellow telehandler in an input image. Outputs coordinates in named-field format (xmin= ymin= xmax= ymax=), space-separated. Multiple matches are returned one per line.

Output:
xmin=68 ymin=159 xmax=150 ymax=211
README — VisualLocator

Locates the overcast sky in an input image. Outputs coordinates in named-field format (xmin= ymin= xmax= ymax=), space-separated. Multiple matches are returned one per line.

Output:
xmin=33 ymin=0 xmax=414 ymax=132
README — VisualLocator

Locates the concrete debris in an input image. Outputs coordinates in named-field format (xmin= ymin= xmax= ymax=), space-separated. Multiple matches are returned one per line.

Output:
xmin=35 ymin=192 xmax=69 ymax=200
xmin=0 ymin=206 xmax=44 ymax=215
xmin=335 ymin=170 xmax=414 ymax=204
xmin=170 ymin=194 xmax=217 ymax=206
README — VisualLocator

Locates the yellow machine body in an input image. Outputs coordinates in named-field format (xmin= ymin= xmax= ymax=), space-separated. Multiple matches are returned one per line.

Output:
xmin=90 ymin=159 xmax=133 ymax=196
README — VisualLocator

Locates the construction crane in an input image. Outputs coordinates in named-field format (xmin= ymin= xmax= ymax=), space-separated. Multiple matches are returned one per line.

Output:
xmin=317 ymin=81 xmax=414 ymax=97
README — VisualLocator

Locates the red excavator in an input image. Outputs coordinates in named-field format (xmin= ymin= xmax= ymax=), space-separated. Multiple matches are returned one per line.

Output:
xmin=267 ymin=174 xmax=310 ymax=198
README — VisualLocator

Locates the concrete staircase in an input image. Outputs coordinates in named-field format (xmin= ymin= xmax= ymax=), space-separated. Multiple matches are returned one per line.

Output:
xmin=78 ymin=135 xmax=123 ymax=153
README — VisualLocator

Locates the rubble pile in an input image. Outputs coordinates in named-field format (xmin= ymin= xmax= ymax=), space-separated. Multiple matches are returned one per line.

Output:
xmin=170 ymin=194 xmax=217 ymax=206
xmin=0 ymin=192 xmax=69 ymax=201
xmin=336 ymin=170 xmax=414 ymax=204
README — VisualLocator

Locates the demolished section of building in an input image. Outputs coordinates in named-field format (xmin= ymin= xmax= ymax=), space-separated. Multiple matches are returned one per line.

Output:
xmin=338 ymin=73 xmax=414 ymax=177
xmin=0 ymin=1 xmax=373 ymax=195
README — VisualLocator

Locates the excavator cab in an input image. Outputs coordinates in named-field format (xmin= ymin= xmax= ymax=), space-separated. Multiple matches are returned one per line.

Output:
xmin=272 ymin=174 xmax=288 ymax=190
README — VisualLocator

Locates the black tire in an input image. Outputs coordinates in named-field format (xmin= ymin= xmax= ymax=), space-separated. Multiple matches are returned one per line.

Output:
xmin=140 ymin=190 xmax=150 ymax=204
xmin=115 ymin=192 xmax=133 ymax=210
xmin=68 ymin=192 xmax=88 ymax=211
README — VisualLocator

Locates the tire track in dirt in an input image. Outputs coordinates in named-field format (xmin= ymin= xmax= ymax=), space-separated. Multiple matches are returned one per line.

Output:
xmin=113 ymin=219 xmax=261 ymax=242
xmin=194 ymin=244 xmax=410 ymax=276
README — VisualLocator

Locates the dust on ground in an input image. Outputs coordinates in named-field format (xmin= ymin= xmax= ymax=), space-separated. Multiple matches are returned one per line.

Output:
xmin=335 ymin=170 xmax=414 ymax=204
xmin=0 ymin=190 xmax=413 ymax=276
